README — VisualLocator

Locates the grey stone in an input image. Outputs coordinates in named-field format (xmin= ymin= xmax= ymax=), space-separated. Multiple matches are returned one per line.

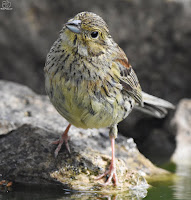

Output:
xmin=0 ymin=81 xmax=171 ymax=193
xmin=171 ymin=99 xmax=191 ymax=164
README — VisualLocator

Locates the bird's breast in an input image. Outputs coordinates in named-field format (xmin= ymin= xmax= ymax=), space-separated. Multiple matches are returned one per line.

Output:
xmin=45 ymin=51 xmax=134 ymax=129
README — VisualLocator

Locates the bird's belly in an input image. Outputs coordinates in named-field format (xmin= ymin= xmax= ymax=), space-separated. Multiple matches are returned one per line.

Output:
xmin=45 ymin=74 xmax=134 ymax=129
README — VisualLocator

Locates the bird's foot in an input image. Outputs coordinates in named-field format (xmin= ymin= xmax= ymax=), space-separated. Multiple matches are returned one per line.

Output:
xmin=52 ymin=124 xmax=71 ymax=157
xmin=95 ymin=163 xmax=118 ymax=186
xmin=52 ymin=136 xmax=70 ymax=157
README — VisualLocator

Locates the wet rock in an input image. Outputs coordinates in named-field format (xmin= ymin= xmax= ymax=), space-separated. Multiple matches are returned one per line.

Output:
xmin=0 ymin=81 xmax=171 ymax=193
xmin=171 ymin=99 xmax=191 ymax=164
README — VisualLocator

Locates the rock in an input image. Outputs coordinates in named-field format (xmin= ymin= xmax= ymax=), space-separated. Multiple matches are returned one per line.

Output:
xmin=119 ymin=111 xmax=176 ymax=164
xmin=171 ymin=99 xmax=191 ymax=164
xmin=0 ymin=81 xmax=171 ymax=194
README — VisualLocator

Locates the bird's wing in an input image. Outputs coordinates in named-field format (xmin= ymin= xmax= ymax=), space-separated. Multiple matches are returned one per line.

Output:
xmin=113 ymin=48 xmax=143 ymax=106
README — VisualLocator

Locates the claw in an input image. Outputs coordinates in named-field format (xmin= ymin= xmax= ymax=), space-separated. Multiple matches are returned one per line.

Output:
xmin=95 ymin=163 xmax=118 ymax=186
xmin=52 ymin=124 xmax=71 ymax=157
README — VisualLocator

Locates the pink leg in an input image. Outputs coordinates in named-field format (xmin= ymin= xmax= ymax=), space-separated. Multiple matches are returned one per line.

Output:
xmin=95 ymin=135 xmax=118 ymax=186
xmin=52 ymin=124 xmax=71 ymax=157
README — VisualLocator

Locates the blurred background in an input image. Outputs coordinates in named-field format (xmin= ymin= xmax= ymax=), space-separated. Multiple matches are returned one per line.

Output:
xmin=0 ymin=0 xmax=190 ymax=164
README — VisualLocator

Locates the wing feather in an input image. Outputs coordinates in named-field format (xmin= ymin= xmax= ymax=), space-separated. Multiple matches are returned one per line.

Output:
xmin=113 ymin=49 xmax=143 ymax=106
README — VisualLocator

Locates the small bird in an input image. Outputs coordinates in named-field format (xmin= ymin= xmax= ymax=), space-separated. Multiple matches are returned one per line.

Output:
xmin=44 ymin=12 xmax=174 ymax=186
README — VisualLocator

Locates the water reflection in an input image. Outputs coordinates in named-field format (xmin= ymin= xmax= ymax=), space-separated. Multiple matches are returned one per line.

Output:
xmin=0 ymin=183 xmax=148 ymax=200
xmin=144 ymin=162 xmax=191 ymax=200
xmin=172 ymin=164 xmax=191 ymax=200
xmin=1 ymin=163 xmax=191 ymax=200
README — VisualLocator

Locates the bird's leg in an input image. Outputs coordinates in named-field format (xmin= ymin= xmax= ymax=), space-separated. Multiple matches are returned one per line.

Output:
xmin=52 ymin=123 xmax=71 ymax=157
xmin=96 ymin=125 xmax=118 ymax=186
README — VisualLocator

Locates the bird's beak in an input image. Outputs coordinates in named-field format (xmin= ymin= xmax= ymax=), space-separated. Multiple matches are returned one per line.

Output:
xmin=65 ymin=20 xmax=81 ymax=34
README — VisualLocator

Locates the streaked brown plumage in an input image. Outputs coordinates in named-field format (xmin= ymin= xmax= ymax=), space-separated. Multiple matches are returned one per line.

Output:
xmin=44 ymin=12 xmax=174 ymax=186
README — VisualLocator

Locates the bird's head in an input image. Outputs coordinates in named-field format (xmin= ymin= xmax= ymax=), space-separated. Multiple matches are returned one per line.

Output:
xmin=61 ymin=12 xmax=112 ymax=57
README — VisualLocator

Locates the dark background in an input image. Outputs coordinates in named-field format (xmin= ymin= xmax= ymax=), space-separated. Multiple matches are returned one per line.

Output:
xmin=0 ymin=0 xmax=190 ymax=164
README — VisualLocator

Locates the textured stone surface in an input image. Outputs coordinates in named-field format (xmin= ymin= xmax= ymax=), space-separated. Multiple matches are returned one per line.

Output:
xmin=171 ymin=99 xmax=191 ymax=164
xmin=0 ymin=81 xmax=171 ymax=193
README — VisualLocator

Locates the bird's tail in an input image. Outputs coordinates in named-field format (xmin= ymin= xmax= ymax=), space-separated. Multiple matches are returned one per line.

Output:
xmin=135 ymin=91 xmax=175 ymax=118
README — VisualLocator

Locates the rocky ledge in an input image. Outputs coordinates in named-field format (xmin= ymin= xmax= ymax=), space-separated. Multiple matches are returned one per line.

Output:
xmin=0 ymin=81 xmax=171 ymax=195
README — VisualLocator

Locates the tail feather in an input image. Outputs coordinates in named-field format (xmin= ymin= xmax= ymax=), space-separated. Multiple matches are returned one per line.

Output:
xmin=135 ymin=91 xmax=175 ymax=118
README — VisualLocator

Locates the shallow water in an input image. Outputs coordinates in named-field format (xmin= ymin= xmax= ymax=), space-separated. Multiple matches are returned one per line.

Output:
xmin=145 ymin=162 xmax=191 ymax=200
xmin=1 ymin=162 xmax=191 ymax=200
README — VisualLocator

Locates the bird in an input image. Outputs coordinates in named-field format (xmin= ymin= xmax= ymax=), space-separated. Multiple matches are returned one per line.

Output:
xmin=44 ymin=11 xmax=174 ymax=186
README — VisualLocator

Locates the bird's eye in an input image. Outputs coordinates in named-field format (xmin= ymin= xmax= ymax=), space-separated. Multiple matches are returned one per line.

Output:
xmin=91 ymin=31 xmax=99 ymax=38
